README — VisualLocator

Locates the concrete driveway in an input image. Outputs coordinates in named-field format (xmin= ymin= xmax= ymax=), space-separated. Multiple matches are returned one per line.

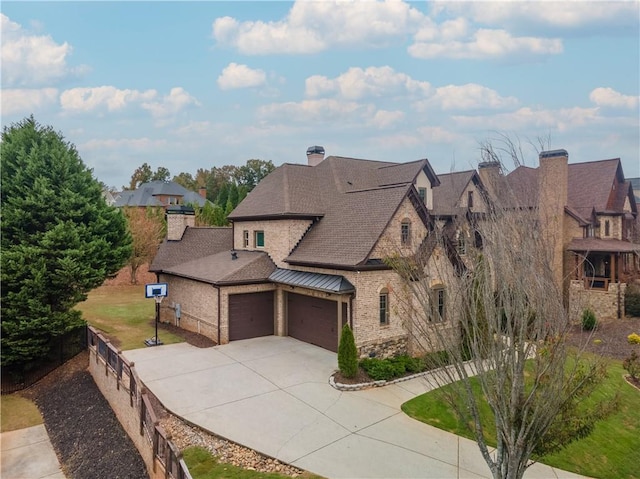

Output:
xmin=0 ymin=425 xmax=66 ymax=479
xmin=123 ymin=336 xmax=585 ymax=479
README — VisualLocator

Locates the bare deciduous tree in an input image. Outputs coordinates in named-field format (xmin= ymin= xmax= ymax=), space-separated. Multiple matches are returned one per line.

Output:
xmin=123 ymin=207 xmax=166 ymax=284
xmin=388 ymin=138 xmax=613 ymax=479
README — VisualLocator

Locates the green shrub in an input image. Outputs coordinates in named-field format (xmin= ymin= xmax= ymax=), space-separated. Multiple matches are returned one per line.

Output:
xmin=581 ymin=308 xmax=597 ymax=331
xmin=359 ymin=357 xmax=404 ymax=381
xmin=337 ymin=324 xmax=358 ymax=378
xmin=623 ymin=351 xmax=640 ymax=380
xmin=624 ymin=284 xmax=640 ymax=317
xmin=628 ymin=333 xmax=640 ymax=345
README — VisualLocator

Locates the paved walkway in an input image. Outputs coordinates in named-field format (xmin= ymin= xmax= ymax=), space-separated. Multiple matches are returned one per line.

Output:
xmin=1 ymin=424 xmax=66 ymax=479
xmin=124 ymin=336 xmax=587 ymax=479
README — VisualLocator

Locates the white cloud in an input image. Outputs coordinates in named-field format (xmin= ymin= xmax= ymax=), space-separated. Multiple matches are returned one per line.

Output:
xmin=257 ymin=98 xmax=367 ymax=123
xmin=433 ymin=1 xmax=638 ymax=30
xmin=453 ymin=106 xmax=601 ymax=133
xmin=589 ymin=87 xmax=639 ymax=109
xmin=417 ymin=125 xmax=459 ymax=143
xmin=80 ymin=137 xmax=168 ymax=152
xmin=217 ymin=63 xmax=267 ymax=90
xmin=409 ymin=28 xmax=562 ymax=60
xmin=368 ymin=110 xmax=404 ymax=128
xmin=141 ymin=87 xmax=200 ymax=120
xmin=1 ymin=14 xmax=86 ymax=87
xmin=306 ymin=66 xmax=431 ymax=100
xmin=212 ymin=0 xmax=425 ymax=55
xmin=60 ymin=86 xmax=157 ymax=113
xmin=1 ymin=88 xmax=58 ymax=115
xmin=431 ymin=84 xmax=518 ymax=110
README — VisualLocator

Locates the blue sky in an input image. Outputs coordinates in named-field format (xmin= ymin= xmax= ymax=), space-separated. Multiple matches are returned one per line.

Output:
xmin=2 ymin=1 xmax=639 ymax=189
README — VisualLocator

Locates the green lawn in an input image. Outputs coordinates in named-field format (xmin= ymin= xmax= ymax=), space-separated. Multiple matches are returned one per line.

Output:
xmin=1 ymin=394 xmax=43 ymax=432
xmin=402 ymin=361 xmax=640 ymax=479
xmin=183 ymin=447 xmax=324 ymax=479
xmin=75 ymin=285 xmax=184 ymax=351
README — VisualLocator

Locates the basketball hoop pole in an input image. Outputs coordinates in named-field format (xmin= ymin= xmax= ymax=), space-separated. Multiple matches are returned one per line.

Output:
xmin=154 ymin=295 xmax=163 ymax=346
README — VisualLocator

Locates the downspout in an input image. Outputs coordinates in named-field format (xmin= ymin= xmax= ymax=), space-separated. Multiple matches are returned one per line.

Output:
xmin=216 ymin=286 xmax=221 ymax=345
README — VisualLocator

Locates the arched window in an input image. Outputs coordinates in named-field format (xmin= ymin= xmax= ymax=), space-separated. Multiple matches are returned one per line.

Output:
xmin=379 ymin=288 xmax=389 ymax=325
xmin=401 ymin=219 xmax=411 ymax=246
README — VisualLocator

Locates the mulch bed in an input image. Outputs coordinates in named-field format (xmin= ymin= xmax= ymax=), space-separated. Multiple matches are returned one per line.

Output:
xmin=156 ymin=320 xmax=216 ymax=348
xmin=22 ymin=351 xmax=147 ymax=479
xmin=565 ymin=316 xmax=640 ymax=361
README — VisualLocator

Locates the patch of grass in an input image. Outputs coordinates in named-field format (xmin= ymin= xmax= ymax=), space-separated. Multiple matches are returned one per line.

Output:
xmin=75 ymin=285 xmax=183 ymax=351
xmin=183 ymin=447 xmax=324 ymax=479
xmin=402 ymin=361 xmax=640 ymax=479
xmin=1 ymin=394 xmax=43 ymax=432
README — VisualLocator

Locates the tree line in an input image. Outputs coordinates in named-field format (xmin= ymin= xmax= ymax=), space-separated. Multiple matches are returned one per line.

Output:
xmin=124 ymin=158 xmax=275 ymax=227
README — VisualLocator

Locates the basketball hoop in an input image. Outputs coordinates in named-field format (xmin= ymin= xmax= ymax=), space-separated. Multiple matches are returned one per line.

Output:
xmin=145 ymin=283 xmax=168 ymax=347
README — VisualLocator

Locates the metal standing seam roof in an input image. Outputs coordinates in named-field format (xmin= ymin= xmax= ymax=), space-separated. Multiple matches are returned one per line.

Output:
xmin=269 ymin=268 xmax=355 ymax=294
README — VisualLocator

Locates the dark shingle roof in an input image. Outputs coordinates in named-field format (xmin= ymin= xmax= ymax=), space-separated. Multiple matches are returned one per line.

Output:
xmin=567 ymin=159 xmax=621 ymax=217
xmin=150 ymin=227 xmax=232 ymax=272
xmin=431 ymin=170 xmax=477 ymax=216
xmin=567 ymin=238 xmax=640 ymax=253
xmin=114 ymin=181 xmax=209 ymax=208
xmin=229 ymin=156 xmax=435 ymax=267
xmin=162 ymin=250 xmax=276 ymax=285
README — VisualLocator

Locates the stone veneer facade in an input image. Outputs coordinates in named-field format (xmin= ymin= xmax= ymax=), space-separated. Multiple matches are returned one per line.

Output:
xmin=569 ymin=280 xmax=627 ymax=322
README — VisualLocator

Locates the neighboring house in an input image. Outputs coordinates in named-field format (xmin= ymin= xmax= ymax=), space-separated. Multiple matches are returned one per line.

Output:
xmin=150 ymin=148 xmax=459 ymax=357
xmin=630 ymin=177 xmax=640 ymax=205
xmin=115 ymin=181 xmax=209 ymax=209
xmin=489 ymin=150 xmax=640 ymax=321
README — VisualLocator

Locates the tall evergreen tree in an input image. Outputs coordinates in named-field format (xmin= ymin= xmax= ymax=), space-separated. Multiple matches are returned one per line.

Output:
xmin=1 ymin=117 xmax=132 ymax=366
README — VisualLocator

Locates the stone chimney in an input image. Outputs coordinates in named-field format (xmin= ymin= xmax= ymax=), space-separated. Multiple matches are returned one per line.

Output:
xmin=166 ymin=205 xmax=195 ymax=241
xmin=198 ymin=187 xmax=207 ymax=199
xmin=538 ymin=149 xmax=569 ymax=296
xmin=306 ymin=145 xmax=325 ymax=166
xmin=477 ymin=160 xmax=502 ymax=200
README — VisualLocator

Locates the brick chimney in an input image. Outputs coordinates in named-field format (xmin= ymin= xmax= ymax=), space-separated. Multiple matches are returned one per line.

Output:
xmin=477 ymin=160 xmax=502 ymax=200
xmin=538 ymin=149 xmax=569 ymax=295
xmin=306 ymin=145 xmax=325 ymax=166
xmin=166 ymin=205 xmax=195 ymax=241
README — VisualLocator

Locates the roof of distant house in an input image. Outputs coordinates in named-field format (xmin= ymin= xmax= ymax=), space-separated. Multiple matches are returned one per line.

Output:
xmin=228 ymin=156 xmax=436 ymax=268
xmin=114 ymin=180 xmax=209 ymax=208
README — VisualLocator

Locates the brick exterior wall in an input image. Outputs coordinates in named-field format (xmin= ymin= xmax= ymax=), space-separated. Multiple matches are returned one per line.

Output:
xmin=158 ymin=274 xmax=218 ymax=341
xmin=370 ymin=197 xmax=428 ymax=258
xmin=232 ymin=219 xmax=313 ymax=266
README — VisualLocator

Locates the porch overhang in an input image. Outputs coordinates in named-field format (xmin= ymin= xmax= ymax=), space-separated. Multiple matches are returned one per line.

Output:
xmin=269 ymin=268 xmax=355 ymax=294
xmin=567 ymin=238 xmax=640 ymax=254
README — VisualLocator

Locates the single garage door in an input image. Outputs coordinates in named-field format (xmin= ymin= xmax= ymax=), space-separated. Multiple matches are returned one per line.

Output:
xmin=229 ymin=292 xmax=274 ymax=341
xmin=288 ymin=293 xmax=338 ymax=352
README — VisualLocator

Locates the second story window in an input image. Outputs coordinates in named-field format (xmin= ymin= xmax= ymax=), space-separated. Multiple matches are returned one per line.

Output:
xmin=243 ymin=230 xmax=249 ymax=248
xmin=430 ymin=287 xmax=446 ymax=322
xmin=586 ymin=225 xmax=595 ymax=238
xmin=604 ymin=220 xmax=610 ymax=237
xmin=401 ymin=220 xmax=411 ymax=246
xmin=457 ymin=232 xmax=466 ymax=255
xmin=467 ymin=191 xmax=474 ymax=208
xmin=418 ymin=187 xmax=427 ymax=203
xmin=255 ymin=230 xmax=265 ymax=248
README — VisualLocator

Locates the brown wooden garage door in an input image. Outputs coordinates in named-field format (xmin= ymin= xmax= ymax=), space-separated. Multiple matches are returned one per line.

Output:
xmin=229 ymin=292 xmax=274 ymax=341
xmin=287 ymin=293 xmax=338 ymax=352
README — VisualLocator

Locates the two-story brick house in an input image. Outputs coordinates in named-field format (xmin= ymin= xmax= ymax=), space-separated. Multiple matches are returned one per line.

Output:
xmin=150 ymin=148 xmax=459 ymax=357
xmin=488 ymin=149 xmax=639 ymax=321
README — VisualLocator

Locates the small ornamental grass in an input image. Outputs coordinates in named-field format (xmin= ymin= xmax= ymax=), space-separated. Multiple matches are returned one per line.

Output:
xmin=581 ymin=308 xmax=597 ymax=331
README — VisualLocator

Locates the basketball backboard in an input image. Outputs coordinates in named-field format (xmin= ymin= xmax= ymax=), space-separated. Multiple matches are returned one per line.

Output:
xmin=145 ymin=283 xmax=168 ymax=298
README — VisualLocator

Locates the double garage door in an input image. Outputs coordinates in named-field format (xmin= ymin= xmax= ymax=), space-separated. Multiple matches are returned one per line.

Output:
xmin=228 ymin=291 xmax=344 ymax=353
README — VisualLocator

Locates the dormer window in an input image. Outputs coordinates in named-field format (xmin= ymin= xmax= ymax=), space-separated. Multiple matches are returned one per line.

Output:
xmin=586 ymin=225 xmax=595 ymax=238
xmin=604 ymin=220 xmax=610 ymax=237
xmin=418 ymin=187 xmax=427 ymax=203
xmin=401 ymin=220 xmax=411 ymax=246
xmin=467 ymin=191 xmax=474 ymax=208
